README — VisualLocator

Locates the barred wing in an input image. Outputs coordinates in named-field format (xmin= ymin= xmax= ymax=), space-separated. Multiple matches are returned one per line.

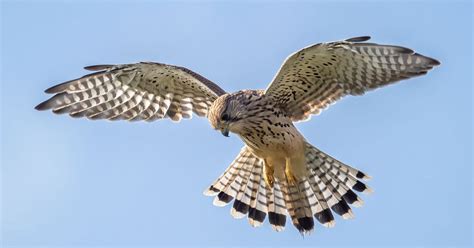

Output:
xmin=264 ymin=36 xmax=440 ymax=122
xmin=35 ymin=62 xmax=226 ymax=122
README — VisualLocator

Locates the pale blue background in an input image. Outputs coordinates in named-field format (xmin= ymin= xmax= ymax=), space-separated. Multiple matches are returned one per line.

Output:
xmin=1 ymin=0 xmax=472 ymax=247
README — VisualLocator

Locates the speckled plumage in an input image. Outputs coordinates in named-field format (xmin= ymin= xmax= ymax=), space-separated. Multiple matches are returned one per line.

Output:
xmin=36 ymin=36 xmax=439 ymax=235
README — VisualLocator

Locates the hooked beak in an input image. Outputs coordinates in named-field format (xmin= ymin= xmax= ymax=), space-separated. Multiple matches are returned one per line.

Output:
xmin=221 ymin=128 xmax=229 ymax=137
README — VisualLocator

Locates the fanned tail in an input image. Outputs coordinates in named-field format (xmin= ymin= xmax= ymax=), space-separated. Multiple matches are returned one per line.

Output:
xmin=303 ymin=142 xmax=372 ymax=228
xmin=204 ymin=144 xmax=372 ymax=235
xmin=204 ymin=146 xmax=287 ymax=231
xmin=279 ymin=179 xmax=315 ymax=234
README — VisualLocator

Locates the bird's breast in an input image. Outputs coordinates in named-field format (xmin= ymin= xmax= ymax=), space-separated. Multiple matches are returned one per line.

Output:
xmin=238 ymin=112 xmax=305 ymax=159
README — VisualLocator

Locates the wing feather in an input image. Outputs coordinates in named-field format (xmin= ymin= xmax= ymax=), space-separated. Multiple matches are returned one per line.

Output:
xmin=264 ymin=36 xmax=440 ymax=121
xmin=36 ymin=62 xmax=226 ymax=122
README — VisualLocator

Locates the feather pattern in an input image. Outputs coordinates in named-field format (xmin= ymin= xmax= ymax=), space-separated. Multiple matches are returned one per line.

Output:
xmin=264 ymin=36 xmax=440 ymax=121
xmin=205 ymin=143 xmax=371 ymax=234
xmin=36 ymin=62 xmax=226 ymax=122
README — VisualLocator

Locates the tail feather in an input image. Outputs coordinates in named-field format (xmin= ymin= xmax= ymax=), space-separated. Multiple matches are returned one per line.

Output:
xmin=213 ymin=153 xmax=255 ymax=206
xmin=249 ymin=175 xmax=269 ymax=227
xmin=204 ymin=147 xmax=248 ymax=196
xmin=295 ymin=181 xmax=316 ymax=233
xmin=310 ymin=145 xmax=371 ymax=181
xmin=307 ymin=174 xmax=336 ymax=227
xmin=307 ymin=143 xmax=372 ymax=194
xmin=327 ymin=163 xmax=373 ymax=195
xmin=255 ymin=177 xmax=269 ymax=214
xmin=280 ymin=180 xmax=313 ymax=234
xmin=245 ymin=161 xmax=266 ymax=227
xmin=205 ymin=144 xmax=372 ymax=234
xmin=311 ymin=169 xmax=341 ymax=214
xmin=300 ymin=180 xmax=319 ymax=219
xmin=230 ymin=158 xmax=254 ymax=218
xmin=204 ymin=147 xmax=251 ymax=208
xmin=320 ymin=163 xmax=364 ymax=207
xmin=224 ymin=154 xmax=255 ymax=198
xmin=314 ymin=167 xmax=354 ymax=219
xmin=267 ymin=182 xmax=287 ymax=231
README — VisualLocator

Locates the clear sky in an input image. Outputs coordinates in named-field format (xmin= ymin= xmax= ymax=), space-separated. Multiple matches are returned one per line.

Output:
xmin=1 ymin=0 xmax=472 ymax=247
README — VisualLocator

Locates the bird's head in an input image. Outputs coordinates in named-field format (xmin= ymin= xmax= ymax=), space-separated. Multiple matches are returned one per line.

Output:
xmin=208 ymin=94 xmax=245 ymax=137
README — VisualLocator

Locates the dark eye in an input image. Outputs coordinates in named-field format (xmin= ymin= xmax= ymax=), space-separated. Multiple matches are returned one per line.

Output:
xmin=221 ymin=113 xmax=230 ymax=121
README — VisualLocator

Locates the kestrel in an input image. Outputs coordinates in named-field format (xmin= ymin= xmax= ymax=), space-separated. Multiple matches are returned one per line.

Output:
xmin=35 ymin=36 xmax=440 ymax=234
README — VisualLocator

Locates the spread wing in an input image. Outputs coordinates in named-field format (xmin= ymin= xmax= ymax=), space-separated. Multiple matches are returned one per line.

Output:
xmin=264 ymin=36 xmax=440 ymax=122
xmin=35 ymin=62 xmax=226 ymax=122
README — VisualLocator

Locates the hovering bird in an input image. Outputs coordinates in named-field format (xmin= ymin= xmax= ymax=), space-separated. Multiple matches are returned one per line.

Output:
xmin=35 ymin=36 xmax=440 ymax=234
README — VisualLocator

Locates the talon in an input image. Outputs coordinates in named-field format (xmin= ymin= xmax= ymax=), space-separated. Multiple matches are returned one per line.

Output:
xmin=263 ymin=159 xmax=274 ymax=188
xmin=285 ymin=158 xmax=298 ymax=186
xmin=285 ymin=168 xmax=297 ymax=186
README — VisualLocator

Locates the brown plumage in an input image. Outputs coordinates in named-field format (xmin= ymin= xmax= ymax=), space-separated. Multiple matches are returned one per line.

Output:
xmin=35 ymin=36 xmax=439 ymax=235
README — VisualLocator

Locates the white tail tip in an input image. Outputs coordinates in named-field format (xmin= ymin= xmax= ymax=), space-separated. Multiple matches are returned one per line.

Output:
xmin=230 ymin=208 xmax=246 ymax=219
xmin=342 ymin=209 xmax=355 ymax=220
xmin=212 ymin=197 xmax=227 ymax=207
xmin=323 ymin=220 xmax=336 ymax=228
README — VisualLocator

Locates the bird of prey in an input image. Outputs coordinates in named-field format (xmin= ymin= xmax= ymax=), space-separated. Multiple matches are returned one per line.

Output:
xmin=35 ymin=36 xmax=440 ymax=235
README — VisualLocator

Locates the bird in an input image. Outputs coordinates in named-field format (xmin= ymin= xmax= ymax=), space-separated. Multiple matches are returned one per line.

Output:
xmin=35 ymin=36 xmax=440 ymax=235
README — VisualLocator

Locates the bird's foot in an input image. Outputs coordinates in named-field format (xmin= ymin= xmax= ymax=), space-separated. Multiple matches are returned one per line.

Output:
xmin=263 ymin=159 xmax=274 ymax=189
xmin=285 ymin=167 xmax=298 ymax=186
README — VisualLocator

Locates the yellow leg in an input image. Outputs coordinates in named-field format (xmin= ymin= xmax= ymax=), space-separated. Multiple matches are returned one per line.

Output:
xmin=285 ymin=158 xmax=298 ymax=186
xmin=263 ymin=159 xmax=274 ymax=188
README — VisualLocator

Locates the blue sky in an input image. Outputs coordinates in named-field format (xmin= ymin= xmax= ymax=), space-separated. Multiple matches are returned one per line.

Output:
xmin=1 ymin=1 xmax=472 ymax=247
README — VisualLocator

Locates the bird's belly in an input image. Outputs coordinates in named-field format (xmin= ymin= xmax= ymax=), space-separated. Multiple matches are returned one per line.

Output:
xmin=240 ymin=124 xmax=307 ymax=180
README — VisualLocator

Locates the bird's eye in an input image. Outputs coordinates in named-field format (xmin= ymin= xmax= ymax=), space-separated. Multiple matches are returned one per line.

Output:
xmin=221 ymin=113 xmax=230 ymax=121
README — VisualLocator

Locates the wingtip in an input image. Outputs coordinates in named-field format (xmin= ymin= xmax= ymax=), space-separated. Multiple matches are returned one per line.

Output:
xmin=412 ymin=53 xmax=441 ymax=66
xmin=41 ymin=79 xmax=74 ymax=95
xmin=427 ymin=56 xmax=441 ymax=66
xmin=44 ymin=84 xmax=65 ymax=94
xmin=345 ymin=36 xmax=371 ymax=42
xmin=34 ymin=104 xmax=43 ymax=111
xmin=34 ymin=101 xmax=50 ymax=111
xmin=84 ymin=64 xmax=114 ymax=71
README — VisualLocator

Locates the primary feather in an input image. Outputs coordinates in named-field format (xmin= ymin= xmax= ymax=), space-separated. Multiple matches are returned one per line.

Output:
xmin=36 ymin=62 xmax=226 ymax=122
xmin=265 ymin=36 xmax=440 ymax=121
